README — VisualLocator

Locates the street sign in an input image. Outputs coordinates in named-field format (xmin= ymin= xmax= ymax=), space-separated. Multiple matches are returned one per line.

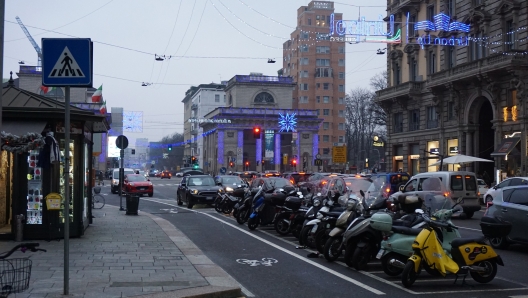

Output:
xmin=220 ymin=167 xmax=227 ymax=174
xmin=314 ymin=158 xmax=323 ymax=166
xmin=42 ymin=38 xmax=93 ymax=87
xmin=116 ymin=135 xmax=129 ymax=149
xmin=316 ymin=154 xmax=321 ymax=159
xmin=332 ymin=146 xmax=347 ymax=163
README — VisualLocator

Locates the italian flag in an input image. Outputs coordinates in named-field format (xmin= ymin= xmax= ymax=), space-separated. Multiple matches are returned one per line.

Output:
xmin=92 ymin=85 xmax=103 ymax=102
xmin=40 ymin=86 xmax=55 ymax=94
xmin=99 ymin=100 xmax=107 ymax=115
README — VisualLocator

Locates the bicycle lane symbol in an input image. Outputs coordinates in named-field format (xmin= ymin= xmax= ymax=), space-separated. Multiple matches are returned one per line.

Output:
xmin=236 ymin=258 xmax=278 ymax=267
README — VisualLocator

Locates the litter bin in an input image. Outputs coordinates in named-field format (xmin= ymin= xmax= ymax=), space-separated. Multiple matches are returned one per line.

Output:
xmin=126 ymin=194 xmax=140 ymax=215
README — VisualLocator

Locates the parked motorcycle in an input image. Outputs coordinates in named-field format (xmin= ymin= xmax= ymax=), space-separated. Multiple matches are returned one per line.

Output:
xmin=400 ymin=195 xmax=509 ymax=287
xmin=235 ymin=187 xmax=260 ymax=224
xmin=247 ymin=186 xmax=295 ymax=230
xmin=274 ymin=192 xmax=305 ymax=235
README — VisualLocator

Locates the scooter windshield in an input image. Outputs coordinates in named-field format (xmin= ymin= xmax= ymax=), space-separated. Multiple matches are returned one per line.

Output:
xmin=364 ymin=177 xmax=388 ymax=207
xmin=421 ymin=177 xmax=454 ymax=213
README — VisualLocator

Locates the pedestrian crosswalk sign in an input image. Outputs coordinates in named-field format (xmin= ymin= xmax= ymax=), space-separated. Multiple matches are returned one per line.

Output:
xmin=42 ymin=38 xmax=93 ymax=87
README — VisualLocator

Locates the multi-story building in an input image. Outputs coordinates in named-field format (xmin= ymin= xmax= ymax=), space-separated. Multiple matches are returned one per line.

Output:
xmin=376 ymin=0 xmax=528 ymax=181
xmin=181 ymin=83 xmax=227 ymax=168
xmin=283 ymin=1 xmax=346 ymax=163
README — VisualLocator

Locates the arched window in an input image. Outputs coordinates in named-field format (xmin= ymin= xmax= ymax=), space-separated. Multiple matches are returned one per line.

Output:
xmin=254 ymin=92 xmax=274 ymax=103
xmin=39 ymin=87 xmax=65 ymax=102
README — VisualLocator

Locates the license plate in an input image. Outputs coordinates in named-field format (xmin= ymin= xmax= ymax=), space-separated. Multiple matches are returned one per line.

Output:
xmin=376 ymin=249 xmax=384 ymax=260
xmin=206 ymin=197 xmax=214 ymax=200
xmin=311 ymin=225 xmax=318 ymax=233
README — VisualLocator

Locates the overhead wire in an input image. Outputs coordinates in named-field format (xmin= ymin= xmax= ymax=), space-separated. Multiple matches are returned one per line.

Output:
xmin=236 ymin=0 xmax=295 ymax=29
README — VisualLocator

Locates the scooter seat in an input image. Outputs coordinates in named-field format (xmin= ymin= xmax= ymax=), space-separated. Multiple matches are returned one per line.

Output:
xmin=451 ymin=237 xmax=487 ymax=248
xmin=391 ymin=226 xmax=422 ymax=235
xmin=319 ymin=211 xmax=342 ymax=218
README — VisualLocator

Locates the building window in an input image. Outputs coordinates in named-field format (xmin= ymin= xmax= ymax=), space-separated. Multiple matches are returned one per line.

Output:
xmin=299 ymin=83 xmax=308 ymax=91
xmin=338 ymin=85 xmax=345 ymax=92
xmin=470 ymin=32 xmax=485 ymax=61
xmin=427 ymin=5 xmax=435 ymax=22
xmin=338 ymin=46 xmax=345 ymax=53
xmin=223 ymin=94 xmax=226 ymax=102
xmin=323 ymin=109 xmax=330 ymax=116
xmin=427 ymin=106 xmax=438 ymax=129
xmin=338 ymin=123 xmax=344 ymax=130
xmin=301 ymin=31 xmax=309 ymax=39
xmin=505 ymin=20 xmax=515 ymax=51
xmin=338 ymin=110 xmax=345 ymax=117
xmin=323 ymin=122 xmax=330 ymax=130
xmin=323 ymin=135 xmax=330 ymax=142
xmin=300 ymin=57 xmax=309 ymax=65
xmin=215 ymin=94 xmax=220 ymax=102
xmin=409 ymin=15 xmax=416 ymax=37
xmin=393 ymin=112 xmax=403 ymax=133
xmin=316 ymin=83 xmax=320 ymax=89
xmin=447 ymin=47 xmax=456 ymax=69
xmin=229 ymin=94 xmax=232 ymax=105
xmin=316 ymin=109 xmax=320 ymax=116
xmin=299 ymin=96 xmax=308 ymax=103
xmin=446 ymin=0 xmax=455 ymax=16
xmin=300 ymin=45 xmax=309 ymax=52
xmin=338 ymin=97 xmax=344 ymax=104
xmin=308 ymin=18 xmax=311 ymax=25
xmin=338 ymin=72 xmax=344 ymax=79
xmin=323 ymin=83 xmax=330 ymax=90
xmin=316 ymin=59 xmax=331 ymax=66
xmin=448 ymin=101 xmax=455 ymax=120
xmin=316 ymin=96 xmax=321 ymax=103
xmin=315 ymin=68 xmax=332 ymax=77
xmin=254 ymin=92 xmax=274 ymax=103
xmin=409 ymin=109 xmax=420 ymax=131
xmin=323 ymin=96 xmax=330 ymax=103
xmin=323 ymin=148 xmax=330 ymax=154
xmin=428 ymin=51 xmax=436 ymax=74
xmin=299 ymin=70 xmax=309 ymax=78
xmin=338 ymin=59 xmax=345 ymax=66
xmin=410 ymin=58 xmax=417 ymax=81
xmin=316 ymin=46 xmax=330 ymax=53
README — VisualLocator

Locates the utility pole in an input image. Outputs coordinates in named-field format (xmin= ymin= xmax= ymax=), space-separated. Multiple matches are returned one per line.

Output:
xmin=0 ymin=0 xmax=5 ymax=132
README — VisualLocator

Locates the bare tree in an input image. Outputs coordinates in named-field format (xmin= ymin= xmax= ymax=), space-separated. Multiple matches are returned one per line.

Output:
xmin=158 ymin=132 xmax=185 ymax=170
xmin=369 ymin=71 xmax=388 ymax=127
xmin=370 ymin=70 xmax=388 ymax=91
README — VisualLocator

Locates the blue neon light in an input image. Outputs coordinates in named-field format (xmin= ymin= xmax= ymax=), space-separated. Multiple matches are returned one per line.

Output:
xmin=278 ymin=112 xmax=297 ymax=132
xmin=274 ymin=134 xmax=281 ymax=165
xmin=330 ymin=14 xmax=393 ymax=37
xmin=218 ymin=130 xmax=224 ymax=165
xmin=414 ymin=13 xmax=470 ymax=33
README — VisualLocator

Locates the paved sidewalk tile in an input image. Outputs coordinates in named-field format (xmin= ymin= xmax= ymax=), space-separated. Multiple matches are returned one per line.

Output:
xmin=0 ymin=205 xmax=242 ymax=298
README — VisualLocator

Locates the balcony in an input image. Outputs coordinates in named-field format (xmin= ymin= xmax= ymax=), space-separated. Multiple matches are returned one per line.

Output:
xmin=191 ymin=103 xmax=198 ymax=110
xmin=427 ymin=54 xmax=525 ymax=89
xmin=376 ymin=81 xmax=425 ymax=102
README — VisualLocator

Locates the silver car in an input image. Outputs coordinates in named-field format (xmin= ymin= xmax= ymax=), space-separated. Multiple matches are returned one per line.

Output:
xmin=483 ymin=185 xmax=528 ymax=249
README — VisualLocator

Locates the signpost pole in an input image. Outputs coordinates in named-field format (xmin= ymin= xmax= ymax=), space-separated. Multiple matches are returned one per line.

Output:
xmin=63 ymin=86 xmax=70 ymax=295
xmin=119 ymin=149 xmax=125 ymax=211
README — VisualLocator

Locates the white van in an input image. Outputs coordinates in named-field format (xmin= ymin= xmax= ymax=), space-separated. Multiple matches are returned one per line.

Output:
xmin=111 ymin=168 xmax=135 ymax=194
xmin=395 ymin=171 xmax=480 ymax=218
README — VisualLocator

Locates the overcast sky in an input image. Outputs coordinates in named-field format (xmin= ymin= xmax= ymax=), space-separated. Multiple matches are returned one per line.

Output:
xmin=4 ymin=0 xmax=386 ymax=146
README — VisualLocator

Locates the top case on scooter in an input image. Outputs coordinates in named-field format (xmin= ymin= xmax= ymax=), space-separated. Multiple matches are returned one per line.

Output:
xmin=285 ymin=196 xmax=302 ymax=210
xmin=370 ymin=213 xmax=393 ymax=232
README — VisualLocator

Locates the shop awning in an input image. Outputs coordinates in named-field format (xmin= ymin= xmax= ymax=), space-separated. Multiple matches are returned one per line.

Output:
xmin=1 ymin=120 xmax=48 ymax=136
xmin=490 ymin=137 xmax=520 ymax=156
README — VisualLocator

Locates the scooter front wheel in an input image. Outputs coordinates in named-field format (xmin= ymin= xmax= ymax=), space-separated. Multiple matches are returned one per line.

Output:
xmin=401 ymin=260 xmax=418 ymax=288
xmin=351 ymin=242 xmax=373 ymax=271
xmin=300 ymin=226 xmax=316 ymax=249
xmin=214 ymin=197 xmax=223 ymax=213
xmin=323 ymin=237 xmax=342 ymax=262
xmin=248 ymin=216 xmax=259 ymax=230
xmin=470 ymin=259 xmax=497 ymax=283
xmin=274 ymin=213 xmax=291 ymax=236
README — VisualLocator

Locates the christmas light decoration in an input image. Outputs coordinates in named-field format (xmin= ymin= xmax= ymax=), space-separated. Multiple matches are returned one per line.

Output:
xmin=414 ymin=13 xmax=470 ymax=33
xmin=278 ymin=112 xmax=297 ymax=132
xmin=1 ymin=131 xmax=46 ymax=153
xmin=123 ymin=111 xmax=143 ymax=133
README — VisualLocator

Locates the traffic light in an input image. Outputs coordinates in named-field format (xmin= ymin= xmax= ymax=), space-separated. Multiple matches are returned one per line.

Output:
xmin=191 ymin=156 xmax=196 ymax=163
xmin=253 ymin=126 xmax=261 ymax=139
xmin=193 ymin=164 xmax=199 ymax=169
xmin=168 ymin=144 xmax=172 ymax=151
xmin=229 ymin=161 xmax=234 ymax=168
xmin=245 ymin=161 xmax=249 ymax=167
xmin=291 ymin=158 xmax=297 ymax=167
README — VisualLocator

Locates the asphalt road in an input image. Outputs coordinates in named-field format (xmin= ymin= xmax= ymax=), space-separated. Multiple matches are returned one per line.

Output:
xmin=98 ymin=177 xmax=528 ymax=298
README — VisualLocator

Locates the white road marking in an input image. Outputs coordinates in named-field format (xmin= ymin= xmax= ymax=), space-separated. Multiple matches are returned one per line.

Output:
xmin=456 ymin=226 xmax=483 ymax=232
xmin=142 ymin=198 xmax=385 ymax=295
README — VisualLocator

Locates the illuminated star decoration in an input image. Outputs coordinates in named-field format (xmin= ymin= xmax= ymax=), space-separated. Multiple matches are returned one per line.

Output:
xmin=123 ymin=111 xmax=143 ymax=132
xmin=278 ymin=112 xmax=297 ymax=132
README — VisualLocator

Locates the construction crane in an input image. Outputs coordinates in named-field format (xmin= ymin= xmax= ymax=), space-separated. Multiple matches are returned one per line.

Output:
xmin=15 ymin=16 xmax=42 ymax=66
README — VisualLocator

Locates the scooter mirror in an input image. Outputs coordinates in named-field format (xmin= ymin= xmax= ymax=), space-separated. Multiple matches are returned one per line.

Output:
xmin=456 ymin=197 xmax=465 ymax=205
xmin=415 ymin=209 xmax=424 ymax=214
xmin=360 ymin=190 xmax=365 ymax=197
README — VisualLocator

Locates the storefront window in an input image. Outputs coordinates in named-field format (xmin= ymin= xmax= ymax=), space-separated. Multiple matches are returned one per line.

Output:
xmin=59 ymin=140 xmax=74 ymax=223
xmin=27 ymin=150 xmax=43 ymax=224
xmin=427 ymin=141 xmax=440 ymax=172
xmin=0 ymin=151 xmax=12 ymax=231
xmin=447 ymin=139 xmax=460 ymax=171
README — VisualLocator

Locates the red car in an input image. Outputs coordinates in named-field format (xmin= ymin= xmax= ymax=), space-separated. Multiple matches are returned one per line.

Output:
xmin=122 ymin=174 xmax=153 ymax=197
xmin=160 ymin=170 xmax=172 ymax=179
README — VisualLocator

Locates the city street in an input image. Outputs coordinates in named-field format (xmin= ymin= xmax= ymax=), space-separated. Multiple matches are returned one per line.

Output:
xmin=99 ymin=177 xmax=528 ymax=298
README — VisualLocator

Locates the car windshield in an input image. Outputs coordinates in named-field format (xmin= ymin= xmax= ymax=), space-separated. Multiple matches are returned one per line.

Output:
xmin=127 ymin=175 xmax=147 ymax=182
xmin=114 ymin=170 xmax=134 ymax=179
xmin=222 ymin=177 xmax=243 ymax=185
xmin=344 ymin=179 xmax=372 ymax=195
xmin=188 ymin=177 xmax=215 ymax=186
xmin=267 ymin=178 xmax=293 ymax=189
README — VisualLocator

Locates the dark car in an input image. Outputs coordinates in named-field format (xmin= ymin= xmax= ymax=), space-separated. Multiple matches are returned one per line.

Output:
xmin=160 ymin=170 xmax=172 ymax=179
xmin=370 ymin=172 xmax=410 ymax=196
xmin=343 ymin=177 xmax=372 ymax=196
xmin=177 ymin=175 xmax=221 ymax=209
xmin=215 ymin=175 xmax=248 ymax=198
xmin=182 ymin=169 xmax=205 ymax=176
xmin=122 ymin=174 xmax=153 ymax=197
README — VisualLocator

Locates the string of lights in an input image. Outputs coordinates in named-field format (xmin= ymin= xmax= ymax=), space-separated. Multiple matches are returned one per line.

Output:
xmin=236 ymin=0 xmax=295 ymax=29
xmin=216 ymin=0 xmax=289 ymax=40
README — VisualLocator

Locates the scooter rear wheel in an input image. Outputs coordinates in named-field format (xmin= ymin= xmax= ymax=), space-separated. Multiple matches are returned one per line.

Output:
xmin=274 ymin=213 xmax=291 ymax=236
xmin=315 ymin=229 xmax=329 ymax=254
xmin=236 ymin=207 xmax=249 ymax=224
xmin=300 ymin=226 xmax=316 ymax=249
xmin=470 ymin=259 xmax=497 ymax=283
xmin=222 ymin=204 xmax=233 ymax=214
xmin=351 ymin=242 xmax=373 ymax=271
xmin=248 ymin=216 xmax=259 ymax=230
xmin=214 ymin=198 xmax=223 ymax=213
xmin=381 ymin=252 xmax=405 ymax=276
xmin=401 ymin=260 xmax=418 ymax=288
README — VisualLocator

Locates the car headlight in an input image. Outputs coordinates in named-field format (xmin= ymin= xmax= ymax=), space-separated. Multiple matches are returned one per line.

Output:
xmin=148 ymin=182 xmax=152 ymax=186
xmin=226 ymin=187 xmax=234 ymax=192
xmin=190 ymin=189 xmax=199 ymax=195
xmin=113 ymin=180 xmax=118 ymax=185
xmin=218 ymin=189 xmax=224 ymax=193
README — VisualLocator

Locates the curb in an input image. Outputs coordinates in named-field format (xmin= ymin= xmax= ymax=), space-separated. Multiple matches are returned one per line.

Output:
xmin=136 ymin=210 xmax=244 ymax=298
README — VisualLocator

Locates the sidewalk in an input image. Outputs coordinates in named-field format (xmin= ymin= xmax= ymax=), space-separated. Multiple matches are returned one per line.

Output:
xmin=0 ymin=206 xmax=243 ymax=298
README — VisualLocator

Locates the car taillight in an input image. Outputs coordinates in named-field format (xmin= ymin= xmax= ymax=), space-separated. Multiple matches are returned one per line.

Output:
xmin=385 ymin=188 xmax=391 ymax=193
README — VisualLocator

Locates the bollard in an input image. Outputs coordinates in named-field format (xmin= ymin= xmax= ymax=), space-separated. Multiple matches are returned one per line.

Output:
xmin=15 ymin=214 xmax=25 ymax=242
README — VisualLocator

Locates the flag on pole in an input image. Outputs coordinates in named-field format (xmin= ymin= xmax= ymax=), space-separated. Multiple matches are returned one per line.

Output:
xmin=92 ymin=85 xmax=103 ymax=102
xmin=40 ymin=86 xmax=55 ymax=94
xmin=99 ymin=100 xmax=107 ymax=115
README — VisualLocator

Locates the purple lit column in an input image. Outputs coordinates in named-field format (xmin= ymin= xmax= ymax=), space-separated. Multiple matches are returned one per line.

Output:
xmin=238 ymin=130 xmax=244 ymax=169
xmin=256 ymin=132 xmax=262 ymax=165
xmin=274 ymin=134 xmax=281 ymax=167
xmin=312 ymin=134 xmax=319 ymax=165
xmin=217 ymin=130 xmax=224 ymax=165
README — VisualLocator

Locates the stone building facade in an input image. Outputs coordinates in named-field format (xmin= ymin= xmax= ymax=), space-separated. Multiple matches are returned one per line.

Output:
xmin=376 ymin=0 xmax=528 ymax=181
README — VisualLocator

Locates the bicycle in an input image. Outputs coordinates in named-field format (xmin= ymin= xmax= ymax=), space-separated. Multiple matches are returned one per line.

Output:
xmin=0 ymin=243 xmax=46 ymax=298
xmin=92 ymin=186 xmax=105 ymax=209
